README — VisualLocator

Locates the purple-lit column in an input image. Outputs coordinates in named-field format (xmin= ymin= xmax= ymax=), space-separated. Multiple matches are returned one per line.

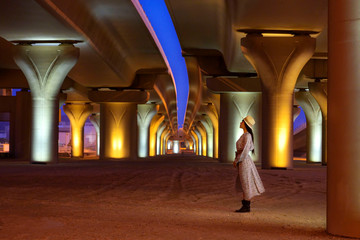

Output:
xmin=89 ymin=113 xmax=100 ymax=156
xmin=328 ymin=0 xmax=360 ymax=237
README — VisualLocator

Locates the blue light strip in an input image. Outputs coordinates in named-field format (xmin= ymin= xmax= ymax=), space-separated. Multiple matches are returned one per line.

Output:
xmin=138 ymin=0 xmax=189 ymax=129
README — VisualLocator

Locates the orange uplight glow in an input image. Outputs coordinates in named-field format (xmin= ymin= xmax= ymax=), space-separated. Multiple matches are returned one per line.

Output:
xmin=110 ymin=131 xmax=124 ymax=158
xmin=72 ymin=130 xmax=81 ymax=156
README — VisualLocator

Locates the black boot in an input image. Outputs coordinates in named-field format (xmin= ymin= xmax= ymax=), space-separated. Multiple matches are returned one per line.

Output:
xmin=235 ymin=200 xmax=251 ymax=213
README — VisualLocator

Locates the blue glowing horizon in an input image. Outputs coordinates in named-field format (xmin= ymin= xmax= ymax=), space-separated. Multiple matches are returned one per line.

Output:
xmin=138 ymin=0 xmax=189 ymax=129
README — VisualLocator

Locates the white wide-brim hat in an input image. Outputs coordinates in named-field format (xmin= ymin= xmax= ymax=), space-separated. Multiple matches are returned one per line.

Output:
xmin=243 ymin=115 xmax=255 ymax=129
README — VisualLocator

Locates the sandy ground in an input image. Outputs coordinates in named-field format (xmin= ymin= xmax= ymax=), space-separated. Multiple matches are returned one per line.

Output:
xmin=0 ymin=155 xmax=351 ymax=240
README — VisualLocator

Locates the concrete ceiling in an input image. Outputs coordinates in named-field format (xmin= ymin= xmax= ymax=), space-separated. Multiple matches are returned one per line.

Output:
xmin=0 ymin=0 xmax=328 ymax=132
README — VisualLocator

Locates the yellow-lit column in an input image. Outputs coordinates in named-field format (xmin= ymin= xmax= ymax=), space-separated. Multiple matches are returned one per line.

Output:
xmin=137 ymin=104 xmax=158 ymax=158
xmin=156 ymin=122 xmax=166 ymax=155
xmin=189 ymin=130 xmax=199 ymax=155
xmin=160 ymin=128 xmax=169 ymax=155
xmin=196 ymin=123 xmax=207 ymax=157
xmin=295 ymin=90 xmax=322 ymax=163
xmin=149 ymin=114 xmax=164 ymax=156
xmin=13 ymin=43 xmax=79 ymax=163
xmin=89 ymin=113 xmax=100 ymax=156
xmin=200 ymin=116 xmax=213 ymax=157
xmin=205 ymin=103 xmax=219 ymax=158
xmin=309 ymin=81 xmax=327 ymax=165
xmin=63 ymin=103 xmax=93 ymax=158
xmin=328 ymin=0 xmax=360 ymax=237
xmin=241 ymin=34 xmax=315 ymax=169
xmin=193 ymin=128 xmax=202 ymax=156
xmin=100 ymin=103 xmax=137 ymax=159
xmin=189 ymin=135 xmax=195 ymax=153
xmin=219 ymin=92 xmax=261 ymax=163
xmin=190 ymin=130 xmax=199 ymax=155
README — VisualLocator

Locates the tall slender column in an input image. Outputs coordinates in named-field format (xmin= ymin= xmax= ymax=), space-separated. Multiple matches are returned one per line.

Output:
xmin=219 ymin=92 xmax=261 ymax=163
xmin=328 ymin=0 xmax=360 ymax=237
xmin=200 ymin=116 xmax=213 ymax=157
xmin=295 ymin=90 xmax=322 ymax=163
xmin=149 ymin=114 xmax=164 ymax=156
xmin=205 ymin=104 xmax=219 ymax=158
xmin=137 ymin=104 xmax=158 ymax=157
xmin=63 ymin=103 xmax=93 ymax=157
xmin=100 ymin=103 xmax=137 ymax=159
xmin=196 ymin=123 xmax=207 ymax=156
xmin=160 ymin=128 xmax=169 ymax=155
xmin=13 ymin=43 xmax=79 ymax=163
xmin=163 ymin=130 xmax=170 ymax=154
xmin=309 ymin=82 xmax=327 ymax=165
xmin=156 ymin=122 xmax=166 ymax=155
xmin=193 ymin=128 xmax=202 ymax=155
xmin=89 ymin=113 xmax=100 ymax=156
xmin=190 ymin=130 xmax=199 ymax=155
xmin=241 ymin=34 xmax=315 ymax=169
xmin=15 ymin=90 xmax=32 ymax=160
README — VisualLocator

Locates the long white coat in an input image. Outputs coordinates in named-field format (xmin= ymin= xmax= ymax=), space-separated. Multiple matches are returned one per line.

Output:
xmin=235 ymin=132 xmax=265 ymax=200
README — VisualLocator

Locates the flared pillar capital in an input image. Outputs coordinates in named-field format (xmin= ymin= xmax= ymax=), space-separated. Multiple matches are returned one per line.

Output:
xmin=308 ymin=82 xmax=327 ymax=119
xmin=63 ymin=103 xmax=93 ymax=158
xmin=13 ymin=44 xmax=80 ymax=99
xmin=241 ymin=34 xmax=316 ymax=92
xmin=295 ymin=90 xmax=322 ymax=124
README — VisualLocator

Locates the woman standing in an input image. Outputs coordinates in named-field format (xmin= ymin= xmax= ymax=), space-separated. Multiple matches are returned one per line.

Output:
xmin=233 ymin=115 xmax=265 ymax=212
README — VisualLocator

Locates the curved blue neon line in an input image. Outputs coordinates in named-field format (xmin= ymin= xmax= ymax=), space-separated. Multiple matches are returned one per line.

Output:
xmin=138 ymin=0 xmax=189 ymax=129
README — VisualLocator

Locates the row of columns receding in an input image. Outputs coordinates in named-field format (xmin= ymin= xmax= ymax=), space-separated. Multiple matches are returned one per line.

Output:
xmin=9 ymin=28 xmax=360 ymax=237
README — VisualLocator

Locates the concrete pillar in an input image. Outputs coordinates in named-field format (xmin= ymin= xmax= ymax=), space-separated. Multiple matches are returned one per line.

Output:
xmin=15 ymin=90 xmax=32 ymax=160
xmin=190 ymin=130 xmax=199 ymax=155
xmin=13 ymin=43 xmax=79 ymax=163
xmin=205 ymin=104 xmax=219 ymax=158
xmin=63 ymin=103 xmax=93 ymax=158
xmin=328 ymin=0 xmax=360 ymax=237
xmin=163 ymin=130 xmax=171 ymax=154
xmin=193 ymin=128 xmax=202 ymax=156
xmin=149 ymin=114 xmax=164 ymax=156
xmin=200 ymin=116 xmax=213 ymax=157
xmin=241 ymin=34 xmax=315 ymax=169
xmin=196 ymin=123 xmax=207 ymax=156
xmin=295 ymin=90 xmax=322 ymax=163
xmin=309 ymin=82 xmax=327 ymax=165
xmin=100 ymin=103 xmax=137 ymax=160
xmin=219 ymin=92 xmax=261 ymax=163
xmin=160 ymin=128 xmax=169 ymax=155
xmin=137 ymin=104 xmax=158 ymax=157
xmin=156 ymin=122 xmax=166 ymax=155
xmin=89 ymin=113 xmax=100 ymax=156
xmin=190 ymin=134 xmax=196 ymax=153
